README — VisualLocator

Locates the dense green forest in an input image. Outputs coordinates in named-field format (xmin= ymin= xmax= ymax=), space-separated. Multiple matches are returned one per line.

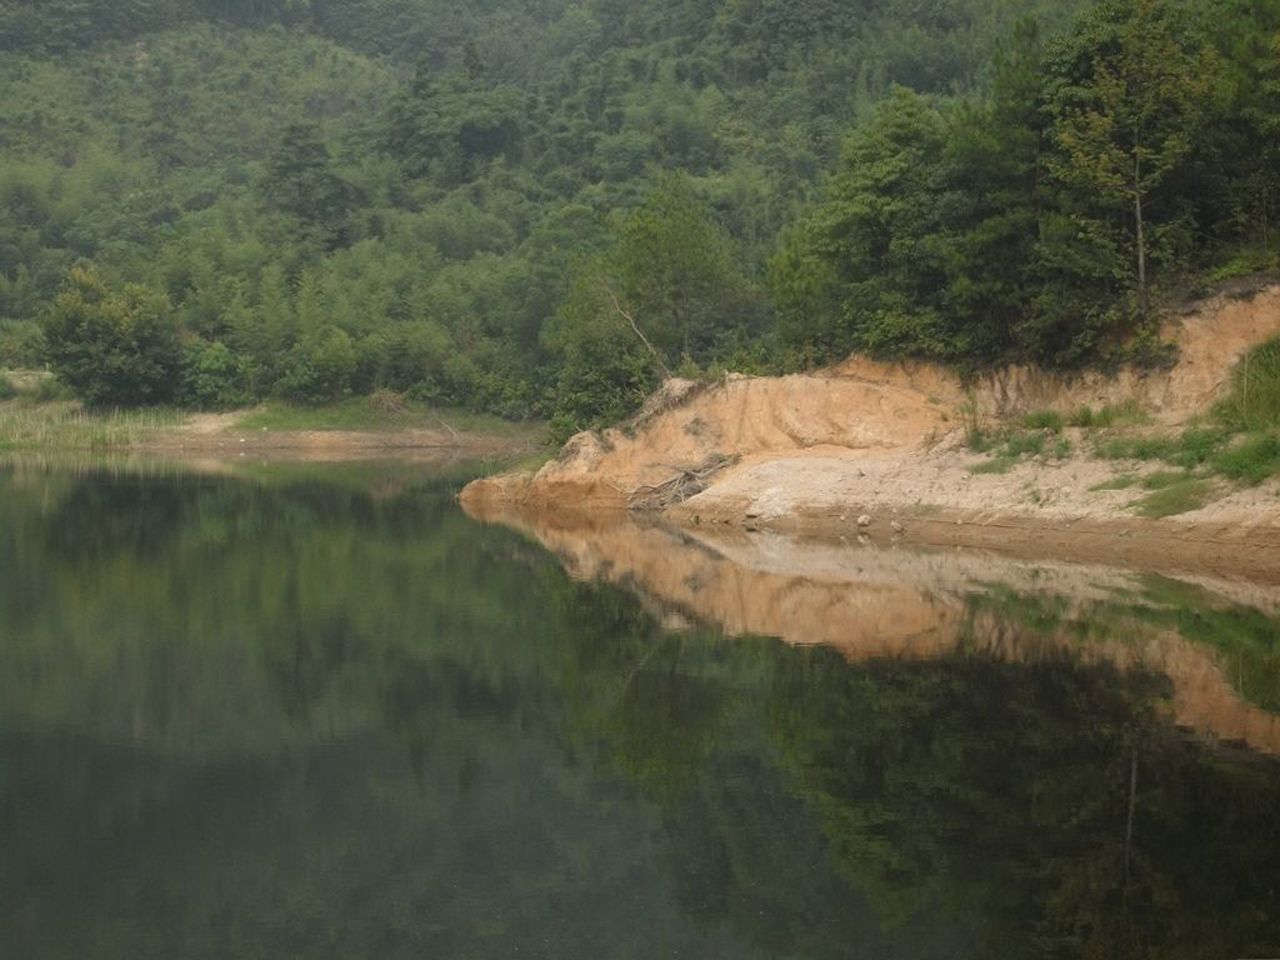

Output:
xmin=2 ymin=0 xmax=1279 ymax=434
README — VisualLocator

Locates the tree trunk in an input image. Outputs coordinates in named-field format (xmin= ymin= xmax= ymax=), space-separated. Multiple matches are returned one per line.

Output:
xmin=1124 ymin=744 xmax=1138 ymax=898
xmin=1135 ymin=156 xmax=1148 ymax=320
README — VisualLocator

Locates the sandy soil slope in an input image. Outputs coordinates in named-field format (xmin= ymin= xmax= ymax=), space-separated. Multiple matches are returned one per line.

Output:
xmin=462 ymin=283 xmax=1280 ymax=575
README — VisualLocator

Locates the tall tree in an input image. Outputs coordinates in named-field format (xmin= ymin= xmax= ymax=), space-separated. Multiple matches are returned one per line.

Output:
xmin=940 ymin=18 xmax=1049 ymax=362
xmin=260 ymin=122 xmax=355 ymax=251
xmin=609 ymin=177 xmax=762 ymax=363
xmin=1046 ymin=0 xmax=1219 ymax=319
xmin=770 ymin=88 xmax=953 ymax=362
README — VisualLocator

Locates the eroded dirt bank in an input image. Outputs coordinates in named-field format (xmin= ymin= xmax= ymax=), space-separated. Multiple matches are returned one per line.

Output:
xmin=462 ymin=284 xmax=1280 ymax=574
xmin=462 ymin=504 xmax=1280 ymax=756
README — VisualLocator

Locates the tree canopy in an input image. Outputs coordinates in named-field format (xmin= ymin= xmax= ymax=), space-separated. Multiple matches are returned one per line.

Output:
xmin=2 ymin=0 xmax=1279 ymax=424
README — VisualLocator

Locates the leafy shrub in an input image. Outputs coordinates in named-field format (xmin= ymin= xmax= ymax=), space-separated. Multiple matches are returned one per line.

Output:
xmin=178 ymin=339 xmax=248 ymax=409
xmin=1204 ymin=246 xmax=1279 ymax=286
xmin=41 ymin=266 xmax=182 ymax=407
xmin=274 ymin=329 xmax=356 ymax=405
xmin=29 ymin=377 xmax=75 ymax=402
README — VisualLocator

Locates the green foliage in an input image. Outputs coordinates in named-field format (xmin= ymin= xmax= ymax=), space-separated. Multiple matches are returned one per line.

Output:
xmin=0 ymin=373 xmax=14 ymax=401
xmin=274 ymin=327 xmax=357 ymax=405
xmin=1089 ymin=473 xmax=1140 ymax=490
xmin=5 ymin=0 xmax=1280 ymax=431
xmin=1067 ymin=400 xmax=1148 ymax=428
xmin=1139 ymin=469 xmax=1192 ymax=489
xmin=178 ymin=339 xmax=248 ymax=409
xmin=772 ymin=88 xmax=954 ymax=362
xmin=41 ymin=265 xmax=182 ymax=406
xmin=1204 ymin=245 xmax=1280 ymax=285
xmin=969 ymin=454 xmax=1019 ymax=475
xmin=235 ymin=397 xmax=528 ymax=434
xmin=1217 ymin=336 xmax=1280 ymax=432
xmin=969 ymin=421 xmax=1072 ymax=470
xmin=1047 ymin=0 xmax=1219 ymax=316
xmin=544 ymin=271 xmax=658 ymax=442
xmin=1133 ymin=477 xmax=1213 ymax=517
xmin=260 ymin=122 xmax=357 ymax=251
xmin=771 ymin=0 xmax=1275 ymax=375
xmin=606 ymin=177 xmax=767 ymax=364
xmin=1212 ymin=432 xmax=1280 ymax=485
xmin=1021 ymin=410 xmax=1064 ymax=432
xmin=1094 ymin=426 xmax=1231 ymax=469
xmin=1004 ymin=430 xmax=1047 ymax=457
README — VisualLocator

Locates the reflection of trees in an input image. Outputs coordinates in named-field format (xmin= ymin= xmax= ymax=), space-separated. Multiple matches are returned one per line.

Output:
xmin=743 ymin=647 xmax=1280 ymax=957
xmin=555 ymin=589 xmax=1280 ymax=957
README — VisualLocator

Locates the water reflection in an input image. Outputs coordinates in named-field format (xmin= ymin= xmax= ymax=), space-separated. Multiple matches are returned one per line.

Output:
xmin=2 ymin=462 xmax=1279 ymax=958
xmin=467 ymin=503 xmax=1280 ymax=755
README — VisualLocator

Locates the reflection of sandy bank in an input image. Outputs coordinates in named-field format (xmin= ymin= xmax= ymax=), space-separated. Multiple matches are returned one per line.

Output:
xmin=466 ymin=501 xmax=1280 ymax=755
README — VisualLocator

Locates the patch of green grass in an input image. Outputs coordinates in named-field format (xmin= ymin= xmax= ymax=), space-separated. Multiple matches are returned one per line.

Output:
xmin=1212 ymin=433 xmax=1280 ymax=486
xmin=0 ymin=374 xmax=14 ymax=402
xmin=1094 ymin=426 xmax=1230 ymax=469
xmin=1003 ymin=431 xmax=1046 ymax=457
xmin=1089 ymin=474 xmax=1140 ymax=491
xmin=1203 ymin=245 xmax=1279 ymax=287
xmin=1068 ymin=400 xmax=1149 ymax=429
xmin=1021 ymin=410 xmax=1064 ymax=433
xmin=237 ymin=398 xmax=530 ymax=437
xmin=1139 ymin=470 xmax=1194 ymax=490
xmin=969 ymin=423 xmax=1065 ymax=471
xmin=1132 ymin=478 xmax=1213 ymax=518
xmin=969 ymin=455 xmax=1019 ymax=475
xmin=1216 ymin=336 xmax=1280 ymax=433
xmin=965 ymin=425 xmax=998 ymax=453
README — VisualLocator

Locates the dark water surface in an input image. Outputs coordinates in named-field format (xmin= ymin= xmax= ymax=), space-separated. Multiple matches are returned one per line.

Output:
xmin=3 ymin=459 xmax=1280 ymax=959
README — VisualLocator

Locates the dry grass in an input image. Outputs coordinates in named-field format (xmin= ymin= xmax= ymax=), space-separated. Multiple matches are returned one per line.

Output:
xmin=0 ymin=401 xmax=188 ymax=450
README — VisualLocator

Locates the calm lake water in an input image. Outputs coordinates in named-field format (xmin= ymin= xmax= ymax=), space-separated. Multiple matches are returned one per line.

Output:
xmin=3 ymin=458 xmax=1280 ymax=959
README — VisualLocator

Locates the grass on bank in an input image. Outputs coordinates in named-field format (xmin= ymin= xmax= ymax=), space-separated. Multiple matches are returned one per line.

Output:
xmin=1132 ymin=478 xmax=1215 ymax=518
xmin=2 ymin=375 xmax=543 ymax=451
xmin=0 ymin=400 xmax=188 ymax=450
xmin=234 ymin=395 xmax=532 ymax=437
xmin=967 ymin=339 xmax=1280 ymax=516
xmin=966 ymin=402 xmax=1145 ymax=470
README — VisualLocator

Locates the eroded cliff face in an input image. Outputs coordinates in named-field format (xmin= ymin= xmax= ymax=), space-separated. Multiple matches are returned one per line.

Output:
xmin=462 ymin=505 xmax=1280 ymax=756
xmin=463 ymin=369 xmax=956 ymax=513
xmin=460 ymin=284 xmax=1280 ymax=572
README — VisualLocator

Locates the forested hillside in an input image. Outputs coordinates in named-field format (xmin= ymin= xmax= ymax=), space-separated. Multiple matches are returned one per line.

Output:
xmin=2 ymin=0 xmax=1277 ymax=435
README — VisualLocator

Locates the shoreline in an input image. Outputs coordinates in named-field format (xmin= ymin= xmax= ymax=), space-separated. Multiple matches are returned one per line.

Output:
xmin=460 ymin=284 xmax=1280 ymax=584
xmin=462 ymin=481 xmax=1280 ymax=586
xmin=0 ymin=401 xmax=546 ymax=463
